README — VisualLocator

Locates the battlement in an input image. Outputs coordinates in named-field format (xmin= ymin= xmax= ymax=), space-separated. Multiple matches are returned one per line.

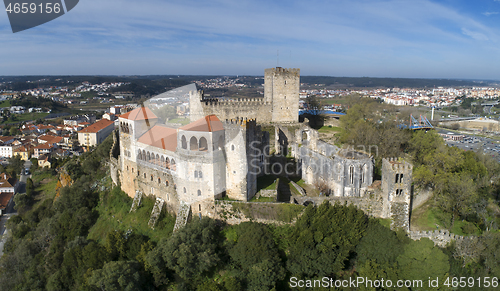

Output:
xmin=383 ymin=157 xmax=413 ymax=171
xmin=266 ymin=67 xmax=300 ymax=75
xmin=224 ymin=117 xmax=257 ymax=127
xmin=201 ymin=98 xmax=271 ymax=107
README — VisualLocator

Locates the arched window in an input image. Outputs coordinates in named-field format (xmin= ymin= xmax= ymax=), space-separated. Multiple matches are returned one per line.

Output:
xmin=183 ymin=187 xmax=186 ymax=194
xmin=165 ymin=180 xmax=169 ymax=187
xmin=158 ymin=178 xmax=161 ymax=184
xmin=132 ymin=168 xmax=134 ymax=173
xmin=171 ymin=159 xmax=176 ymax=171
xmin=137 ymin=170 xmax=140 ymax=176
xmin=166 ymin=157 xmax=170 ymax=169
xmin=190 ymin=136 xmax=198 ymax=151
xmin=199 ymin=204 xmax=201 ymax=211
xmin=147 ymin=152 xmax=151 ymax=162
xmin=142 ymin=150 xmax=146 ymax=160
xmin=144 ymin=173 xmax=146 ymax=178
xmin=349 ymin=165 xmax=354 ymax=185
xmin=231 ymin=144 xmax=235 ymax=151
xmin=151 ymin=175 xmax=153 ymax=181
xmin=199 ymin=171 xmax=203 ymax=179
xmin=156 ymin=154 xmax=160 ymax=165
xmin=197 ymin=190 xmax=201 ymax=196
xmin=161 ymin=156 xmax=165 ymax=167
xmin=400 ymin=174 xmax=404 ymax=184
xmin=181 ymin=135 xmax=187 ymax=149
xmin=126 ymin=166 xmax=129 ymax=171
xmin=199 ymin=137 xmax=208 ymax=151
xmin=395 ymin=174 xmax=399 ymax=183
xmin=218 ymin=136 xmax=224 ymax=150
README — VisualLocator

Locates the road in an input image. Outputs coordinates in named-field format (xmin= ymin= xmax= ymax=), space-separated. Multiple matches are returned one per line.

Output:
xmin=0 ymin=160 xmax=31 ymax=257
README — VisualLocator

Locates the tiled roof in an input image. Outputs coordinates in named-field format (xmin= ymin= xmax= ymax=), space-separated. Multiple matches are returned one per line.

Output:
xmin=0 ymin=192 xmax=13 ymax=209
xmin=79 ymin=119 xmax=115 ymax=133
xmin=35 ymin=143 xmax=54 ymax=150
xmin=39 ymin=135 xmax=63 ymax=144
xmin=120 ymin=107 xmax=157 ymax=121
xmin=179 ymin=115 xmax=224 ymax=132
xmin=137 ymin=125 xmax=177 ymax=151
xmin=0 ymin=173 xmax=16 ymax=189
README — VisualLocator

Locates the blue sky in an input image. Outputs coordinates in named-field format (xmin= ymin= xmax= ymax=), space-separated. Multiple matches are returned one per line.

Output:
xmin=1 ymin=0 xmax=500 ymax=79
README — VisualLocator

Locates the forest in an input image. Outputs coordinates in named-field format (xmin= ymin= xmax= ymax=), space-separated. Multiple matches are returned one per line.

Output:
xmin=0 ymin=99 xmax=499 ymax=290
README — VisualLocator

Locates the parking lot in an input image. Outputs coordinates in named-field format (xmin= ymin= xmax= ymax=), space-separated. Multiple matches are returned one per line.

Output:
xmin=438 ymin=129 xmax=500 ymax=163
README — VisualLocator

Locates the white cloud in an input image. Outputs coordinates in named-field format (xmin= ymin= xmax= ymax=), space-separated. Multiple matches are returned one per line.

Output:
xmin=461 ymin=28 xmax=489 ymax=41
xmin=483 ymin=11 xmax=499 ymax=16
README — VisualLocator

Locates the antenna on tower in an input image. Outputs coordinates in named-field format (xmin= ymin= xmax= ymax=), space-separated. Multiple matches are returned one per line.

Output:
xmin=277 ymin=49 xmax=279 ymax=67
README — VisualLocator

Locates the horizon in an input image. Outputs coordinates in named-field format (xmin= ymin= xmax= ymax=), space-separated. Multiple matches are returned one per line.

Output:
xmin=2 ymin=0 xmax=500 ymax=79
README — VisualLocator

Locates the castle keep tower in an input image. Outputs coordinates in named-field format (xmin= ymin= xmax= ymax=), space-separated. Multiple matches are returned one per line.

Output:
xmin=382 ymin=158 xmax=413 ymax=231
xmin=264 ymin=67 xmax=300 ymax=123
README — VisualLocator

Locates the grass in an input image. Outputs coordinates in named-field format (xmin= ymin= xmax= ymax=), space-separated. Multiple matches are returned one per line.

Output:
xmin=0 ymin=112 xmax=49 ymax=124
xmin=0 ymin=100 xmax=11 ymax=108
xmin=87 ymin=186 xmax=175 ymax=243
xmin=257 ymin=175 xmax=278 ymax=191
xmin=167 ymin=118 xmax=190 ymax=125
xmin=318 ymin=126 xmax=342 ymax=133
xmin=411 ymin=202 xmax=449 ymax=231
xmin=231 ymin=202 xmax=304 ymax=223
xmin=249 ymin=196 xmax=275 ymax=203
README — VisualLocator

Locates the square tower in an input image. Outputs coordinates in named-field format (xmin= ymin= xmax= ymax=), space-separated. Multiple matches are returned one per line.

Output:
xmin=264 ymin=67 xmax=300 ymax=123
xmin=382 ymin=158 xmax=413 ymax=231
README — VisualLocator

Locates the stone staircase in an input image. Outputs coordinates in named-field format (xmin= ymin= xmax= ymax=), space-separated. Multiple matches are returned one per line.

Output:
xmin=148 ymin=197 xmax=165 ymax=229
xmin=173 ymin=201 xmax=191 ymax=232
xmin=129 ymin=191 xmax=143 ymax=212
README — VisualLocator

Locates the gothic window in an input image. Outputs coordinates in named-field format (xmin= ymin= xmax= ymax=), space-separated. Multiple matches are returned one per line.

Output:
xmin=151 ymin=175 xmax=153 ymax=181
xmin=171 ymin=159 xmax=176 ymax=171
xmin=156 ymin=154 xmax=160 ymax=165
xmin=400 ymin=174 xmax=404 ymax=184
xmin=137 ymin=171 xmax=140 ymax=176
xmin=158 ymin=178 xmax=161 ymax=184
xmin=199 ymin=137 xmax=208 ymax=151
xmin=231 ymin=144 xmax=235 ymax=151
xmin=396 ymin=189 xmax=399 ymax=195
xmin=183 ymin=187 xmax=186 ymax=194
xmin=400 ymin=189 xmax=404 ymax=195
xmin=181 ymin=135 xmax=187 ymax=149
xmin=349 ymin=165 xmax=354 ymax=185
xmin=165 ymin=180 xmax=169 ymax=187
xmin=360 ymin=166 xmax=363 ymax=185
xmin=190 ymin=136 xmax=198 ymax=151
xmin=199 ymin=171 xmax=203 ymax=179
xmin=147 ymin=152 xmax=151 ymax=162
xmin=161 ymin=156 xmax=165 ymax=167
xmin=166 ymin=157 xmax=170 ymax=169
xmin=197 ymin=190 xmax=201 ymax=196
xmin=199 ymin=204 xmax=201 ymax=211
xmin=144 ymin=173 xmax=146 ymax=178
xmin=395 ymin=174 xmax=399 ymax=183
xmin=142 ymin=150 xmax=146 ymax=161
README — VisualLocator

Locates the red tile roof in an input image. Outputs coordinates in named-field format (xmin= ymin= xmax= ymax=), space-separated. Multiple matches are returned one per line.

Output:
xmin=179 ymin=115 xmax=224 ymax=132
xmin=79 ymin=119 xmax=115 ymax=133
xmin=137 ymin=125 xmax=177 ymax=151
xmin=0 ymin=173 xmax=16 ymax=189
xmin=39 ymin=135 xmax=63 ymax=144
xmin=34 ymin=143 xmax=54 ymax=150
xmin=0 ymin=192 xmax=13 ymax=209
xmin=120 ymin=107 xmax=157 ymax=121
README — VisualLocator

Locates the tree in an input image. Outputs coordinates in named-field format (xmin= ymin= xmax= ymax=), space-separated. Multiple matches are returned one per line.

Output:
xmin=228 ymin=222 xmax=285 ymax=290
xmin=87 ymin=261 xmax=149 ymax=291
xmin=287 ymin=202 xmax=368 ymax=277
xmin=397 ymin=238 xmax=450 ymax=289
xmin=146 ymin=218 xmax=222 ymax=287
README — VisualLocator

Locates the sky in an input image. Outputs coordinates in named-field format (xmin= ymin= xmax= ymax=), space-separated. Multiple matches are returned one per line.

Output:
xmin=1 ymin=0 xmax=500 ymax=79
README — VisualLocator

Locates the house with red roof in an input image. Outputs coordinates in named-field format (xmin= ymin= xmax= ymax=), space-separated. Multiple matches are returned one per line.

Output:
xmin=77 ymin=119 xmax=115 ymax=148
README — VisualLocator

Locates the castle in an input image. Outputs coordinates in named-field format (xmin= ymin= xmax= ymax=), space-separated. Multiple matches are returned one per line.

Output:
xmin=109 ymin=67 xmax=414 ymax=231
